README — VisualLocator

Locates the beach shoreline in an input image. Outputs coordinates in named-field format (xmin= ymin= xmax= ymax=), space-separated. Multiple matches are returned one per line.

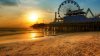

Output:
xmin=0 ymin=32 xmax=100 ymax=56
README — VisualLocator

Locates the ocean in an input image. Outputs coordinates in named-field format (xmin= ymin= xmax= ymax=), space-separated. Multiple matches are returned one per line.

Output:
xmin=0 ymin=29 xmax=44 ymax=44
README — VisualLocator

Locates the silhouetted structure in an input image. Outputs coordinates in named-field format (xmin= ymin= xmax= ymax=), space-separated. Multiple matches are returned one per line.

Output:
xmin=45 ymin=0 xmax=100 ymax=33
xmin=31 ymin=23 xmax=45 ymax=29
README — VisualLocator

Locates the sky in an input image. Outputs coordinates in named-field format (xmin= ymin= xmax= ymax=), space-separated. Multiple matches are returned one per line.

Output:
xmin=0 ymin=0 xmax=100 ymax=28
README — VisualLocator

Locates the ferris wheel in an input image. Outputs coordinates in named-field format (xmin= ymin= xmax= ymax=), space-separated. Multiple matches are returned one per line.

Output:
xmin=58 ymin=0 xmax=80 ymax=18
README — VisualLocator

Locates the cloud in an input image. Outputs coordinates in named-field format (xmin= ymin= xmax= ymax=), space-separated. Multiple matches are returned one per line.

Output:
xmin=0 ymin=0 xmax=19 ymax=6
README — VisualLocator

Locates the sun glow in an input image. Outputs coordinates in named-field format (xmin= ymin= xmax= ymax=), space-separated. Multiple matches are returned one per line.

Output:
xmin=29 ymin=13 xmax=39 ymax=22
xmin=23 ymin=11 xmax=44 ymax=26
xmin=27 ymin=12 xmax=39 ymax=23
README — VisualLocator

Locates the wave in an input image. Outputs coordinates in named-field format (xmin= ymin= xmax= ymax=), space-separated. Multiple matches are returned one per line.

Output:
xmin=0 ymin=31 xmax=28 ymax=36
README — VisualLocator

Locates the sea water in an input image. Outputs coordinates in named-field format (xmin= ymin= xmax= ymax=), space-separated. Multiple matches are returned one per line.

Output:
xmin=0 ymin=29 xmax=44 ymax=44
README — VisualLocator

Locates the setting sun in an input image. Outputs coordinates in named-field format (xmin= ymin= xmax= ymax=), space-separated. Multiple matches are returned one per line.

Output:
xmin=28 ymin=13 xmax=39 ymax=23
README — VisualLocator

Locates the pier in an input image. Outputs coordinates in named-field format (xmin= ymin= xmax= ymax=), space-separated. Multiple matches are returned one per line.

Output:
xmin=44 ymin=0 xmax=100 ymax=35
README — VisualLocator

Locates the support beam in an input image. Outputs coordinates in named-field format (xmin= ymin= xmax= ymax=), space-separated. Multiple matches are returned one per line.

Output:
xmin=54 ymin=12 xmax=57 ymax=22
xmin=86 ymin=8 xmax=94 ymax=17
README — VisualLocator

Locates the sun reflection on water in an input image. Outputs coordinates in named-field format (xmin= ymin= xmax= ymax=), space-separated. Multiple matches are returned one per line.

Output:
xmin=29 ymin=32 xmax=44 ymax=40
xmin=30 ymin=33 xmax=38 ymax=40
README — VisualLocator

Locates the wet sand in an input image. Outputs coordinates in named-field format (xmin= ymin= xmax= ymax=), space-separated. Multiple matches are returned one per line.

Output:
xmin=0 ymin=32 xmax=100 ymax=56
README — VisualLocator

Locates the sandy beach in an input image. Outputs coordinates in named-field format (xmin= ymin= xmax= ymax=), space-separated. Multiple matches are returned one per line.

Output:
xmin=0 ymin=32 xmax=100 ymax=56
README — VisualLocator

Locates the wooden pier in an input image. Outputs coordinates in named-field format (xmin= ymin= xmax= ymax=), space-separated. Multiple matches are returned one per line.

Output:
xmin=44 ymin=22 xmax=100 ymax=34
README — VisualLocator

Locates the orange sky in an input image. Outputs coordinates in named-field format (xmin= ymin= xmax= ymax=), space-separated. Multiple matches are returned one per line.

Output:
xmin=0 ymin=5 xmax=54 ymax=28
xmin=0 ymin=0 xmax=99 ymax=28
